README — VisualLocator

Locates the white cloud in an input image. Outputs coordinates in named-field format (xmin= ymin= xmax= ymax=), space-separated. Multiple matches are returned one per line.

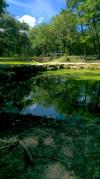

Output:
xmin=7 ymin=0 xmax=66 ymax=23
xmin=38 ymin=17 xmax=44 ymax=24
xmin=18 ymin=15 xmax=36 ymax=27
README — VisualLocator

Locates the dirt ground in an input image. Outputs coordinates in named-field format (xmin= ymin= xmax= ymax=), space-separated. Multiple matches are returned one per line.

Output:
xmin=0 ymin=119 xmax=99 ymax=179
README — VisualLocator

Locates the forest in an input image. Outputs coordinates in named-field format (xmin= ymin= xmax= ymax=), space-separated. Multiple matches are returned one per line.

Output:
xmin=0 ymin=0 xmax=100 ymax=58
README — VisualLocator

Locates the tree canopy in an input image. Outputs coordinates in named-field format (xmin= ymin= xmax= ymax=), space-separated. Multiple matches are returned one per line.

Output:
xmin=0 ymin=0 xmax=7 ymax=14
xmin=0 ymin=0 xmax=100 ymax=57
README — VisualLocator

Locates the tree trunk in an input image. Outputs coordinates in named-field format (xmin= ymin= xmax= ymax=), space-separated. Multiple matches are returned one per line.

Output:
xmin=81 ymin=25 xmax=87 ymax=56
xmin=62 ymin=39 xmax=66 ymax=54
xmin=88 ymin=21 xmax=97 ymax=55
xmin=92 ymin=18 xmax=100 ymax=57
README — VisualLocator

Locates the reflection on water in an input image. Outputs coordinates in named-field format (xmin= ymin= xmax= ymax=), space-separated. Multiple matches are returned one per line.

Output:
xmin=0 ymin=74 xmax=100 ymax=121
xmin=20 ymin=104 xmax=64 ymax=119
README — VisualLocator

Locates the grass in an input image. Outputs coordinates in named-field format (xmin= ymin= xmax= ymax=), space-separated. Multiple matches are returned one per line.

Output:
xmin=49 ymin=55 xmax=100 ymax=63
xmin=0 ymin=61 xmax=38 ymax=65
xmin=0 ymin=55 xmax=100 ymax=65
xmin=0 ymin=61 xmax=100 ymax=81
xmin=0 ymin=56 xmax=39 ymax=65
xmin=41 ymin=69 xmax=100 ymax=81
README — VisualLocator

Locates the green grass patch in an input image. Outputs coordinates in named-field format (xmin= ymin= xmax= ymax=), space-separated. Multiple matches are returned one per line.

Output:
xmin=41 ymin=69 xmax=100 ymax=80
xmin=0 ymin=61 xmax=38 ymax=65
xmin=50 ymin=55 xmax=100 ymax=63
xmin=0 ymin=55 xmax=100 ymax=64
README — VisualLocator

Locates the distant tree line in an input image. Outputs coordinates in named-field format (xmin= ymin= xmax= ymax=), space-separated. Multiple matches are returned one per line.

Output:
xmin=0 ymin=0 xmax=100 ymax=57
xmin=0 ymin=0 xmax=33 ymax=56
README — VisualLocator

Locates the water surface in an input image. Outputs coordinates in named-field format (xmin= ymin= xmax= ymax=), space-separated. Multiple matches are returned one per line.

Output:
xmin=0 ymin=71 xmax=100 ymax=122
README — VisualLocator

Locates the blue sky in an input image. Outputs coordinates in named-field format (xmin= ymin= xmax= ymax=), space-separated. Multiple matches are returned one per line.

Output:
xmin=6 ymin=0 xmax=66 ymax=26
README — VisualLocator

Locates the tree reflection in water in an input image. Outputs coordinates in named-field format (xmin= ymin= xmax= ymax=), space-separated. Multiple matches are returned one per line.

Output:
xmin=0 ymin=75 xmax=100 ymax=120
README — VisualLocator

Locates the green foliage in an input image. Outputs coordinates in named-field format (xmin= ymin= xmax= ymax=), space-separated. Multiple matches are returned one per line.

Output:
xmin=0 ymin=0 xmax=7 ymax=14
xmin=29 ymin=23 xmax=59 ymax=56
xmin=0 ymin=15 xmax=32 ymax=56
xmin=29 ymin=0 xmax=100 ymax=57
xmin=67 ymin=0 xmax=100 ymax=56
xmin=0 ymin=0 xmax=100 ymax=58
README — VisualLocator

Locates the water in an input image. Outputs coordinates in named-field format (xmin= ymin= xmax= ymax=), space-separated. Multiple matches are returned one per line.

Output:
xmin=21 ymin=104 xmax=64 ymax=119
xmin=0 ymin=73 xmax=100 ymax=122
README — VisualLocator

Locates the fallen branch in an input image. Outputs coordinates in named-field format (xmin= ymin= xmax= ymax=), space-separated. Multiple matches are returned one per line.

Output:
xmin=0 ymin=137 xmax=33 ymax=163
xmin=18 ymin=140 xmax=33 ymax=163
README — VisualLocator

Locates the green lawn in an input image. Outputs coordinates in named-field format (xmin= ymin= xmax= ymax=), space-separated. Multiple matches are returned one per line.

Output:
xmin=0 ymin=55 xmax=100 ymax=64
xmin=0 ymin=61 xmax=38 ymax=65
xmin=41 ymin=69 xmax=100 ymax=80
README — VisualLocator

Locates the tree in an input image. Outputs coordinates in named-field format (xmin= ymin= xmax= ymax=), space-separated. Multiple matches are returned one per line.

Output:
xmin=51 ymin=10 xmax=77 ymax=55
xmin=67 ymin=0 xmax=100 ymax=56
xmin=0 ymin=14 xmax=32 ymax=56
xmin=0 ymin=0 xmax=99 ymax=57
xmin=0 ymin=0 xmax=7 ymax=14
xmin=30 ymin=23 xmax=57 ymax=56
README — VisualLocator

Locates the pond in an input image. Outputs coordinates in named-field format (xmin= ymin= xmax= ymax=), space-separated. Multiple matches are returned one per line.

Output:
xmin=0 ymin=66 xmax=100 ymax=179
xmin=0 ymin=67 xmax=100 ymax=123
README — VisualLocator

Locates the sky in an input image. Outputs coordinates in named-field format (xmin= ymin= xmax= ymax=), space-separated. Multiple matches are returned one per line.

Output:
xmin=6 ymin=0 xmax=66 ymax=27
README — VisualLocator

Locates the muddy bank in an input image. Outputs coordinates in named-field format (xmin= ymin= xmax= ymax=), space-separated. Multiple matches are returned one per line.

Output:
xmin=0 ymin=65 xmax=41 ymax=82
xmin=0 ymin=112 xmax=86 ymax=133
xmin=0 ymin=114 xmax=99 ymax=179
